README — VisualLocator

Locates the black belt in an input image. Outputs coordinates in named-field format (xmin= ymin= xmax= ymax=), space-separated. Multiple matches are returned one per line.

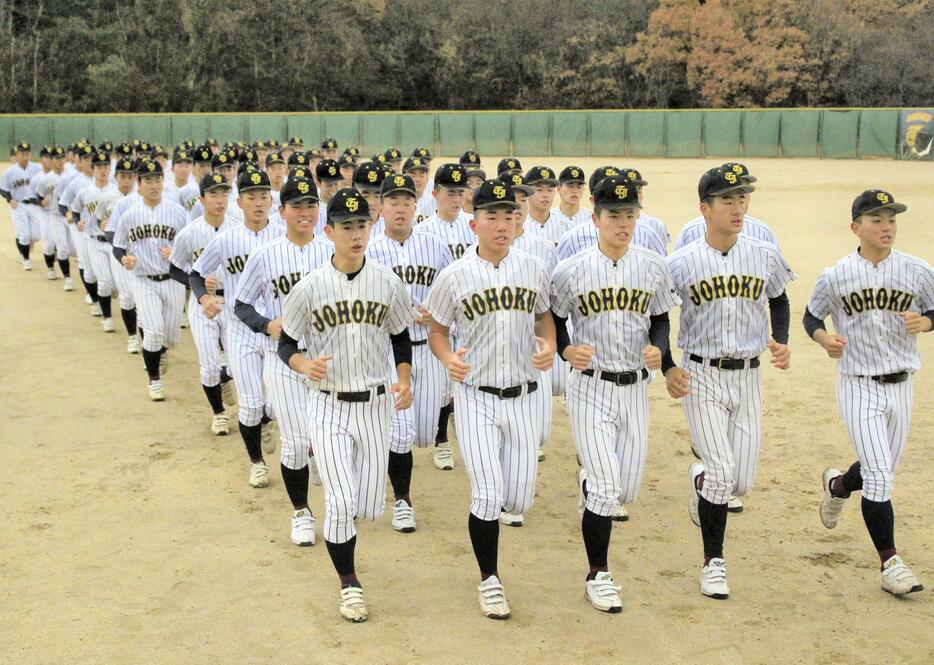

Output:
xmin=94 ymin=235 xmax=109 ymax=242
xmin=214 ymin=289 xmax=224 ymax=296
xmin=411 ymin=339 xmax=428 ymax=347
xmin=321 ymin=384 xmax=386 ymax=402
xmin=477 ymin=381 xmax=537 ymax=399
xmin=145 ymin=273 xmax=171 ymax=282
xmin=690 ymin=354 xmax=759 ymax=370
xmin=581 ymin=368 xmax=649 ymax=385
xmin=859 ymin=372 xmax=909 ymax=384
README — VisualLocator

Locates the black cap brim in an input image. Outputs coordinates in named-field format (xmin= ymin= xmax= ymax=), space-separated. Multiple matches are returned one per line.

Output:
xmin=559 ymin=177 xmax=586 ymax=184
xmin=201 ymin=183 xmax=231 ymax=194
xmin=708 ymin=183 xmax=755 ymax=197
xmin=598 ymin=201 xmax=643 ymax=211
xmin=741 ymin=175 xmax=757 ymax=184
xmin=511 ymin=184 xmax=534 ymax=196
xmin=858 ymin=202 xmax=907 ymax=217
xmin=474 ymin=200 xmax=519 ymax=211
xmin=238 ymin=185 xmax=272 ymax=193
xmin=282 ymin=194 xmax=319 ymax=205
xmin=381 ymin=187 xmax=417 ymax=198
xmin=526 ymin=178 xmax=558 ymax=187
xmin=328 ymin=213 xmax=371 ymax=224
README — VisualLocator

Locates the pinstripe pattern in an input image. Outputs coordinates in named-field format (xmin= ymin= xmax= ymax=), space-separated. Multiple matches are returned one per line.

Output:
xmin=550 ymin=205 xmax=592 ymax=228
xmin=413 ymin=211 xmax=475 ymax=259
xmin=674 ymin=214 xmax=779 ymax=251
xmin=556 ymin=219 xmax=667 ymax=261
xmin=524 ymin=212 xmax=575 ymax=245
xmin=35 ymin=170 xmax=71 ymax=259
xmin=108 ymin=192 xmax=143 ymax=310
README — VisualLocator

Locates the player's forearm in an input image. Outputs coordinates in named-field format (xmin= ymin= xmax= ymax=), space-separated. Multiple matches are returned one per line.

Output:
xmin=234 ymin=299 xmax=272 ymax=334
xmin=552 ymin=311 xmax=571 ymax=359
xmin=802 ymin=307 xmax=826 ymax=341
xmin=428 ymin=327 xmax=454 ymax=365
xmin=278 ymin=331 xmax=303 ymax=368
xmin=648 ymin=313 xmax=671 ymax=356
xmin=189 ymin=270 xmax=209 ymax=301
xmin=0 ymin=188 xmax=11 ymax=203
xmin=534 ymin=311 xmax=556 ymax=352
xmin=168 ymin=264 xmax=189 ymax=287
xmin=390 ymin=329 xmax=413 ymax=368
xmin=768 ymin=291 xmax=790 ymax=344
xmin=112 ymin=246 xmax=127 ymax=262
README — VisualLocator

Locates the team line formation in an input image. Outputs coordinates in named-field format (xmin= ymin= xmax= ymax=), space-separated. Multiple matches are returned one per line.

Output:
xmin=2 ymin=137 xmax=929 ymax=623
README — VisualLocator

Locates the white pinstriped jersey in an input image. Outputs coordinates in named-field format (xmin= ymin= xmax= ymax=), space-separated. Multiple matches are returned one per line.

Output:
xmin=112 ymin=199 xmax=189 ymax=276
xmin=370 ymin=217 xmax=386 ymax=238
xmin=193 ymin=220 xmax=284 ymax=296
xmin=281 ymin=259 xmax=415 ymax=392
xmin=108 ymin=191 xmax=143 ymax=237
xmin=807 ymin=250 xmax=934 ymax=376
xmin=169 ymin=215 xmax=237 ymax=279
xmin=176 ymin=182 xmax=201 ymax=213
xmin=667 ymin=235 xmax=795 ymax=358
xmin=367 ymin=230 xmax=454 ymax=342
xmin=188 ymin=187 xmax=244 ymax=224
xmin=315 ymin=203 xmax=328 ymax=235
xmin=415 ymin=191 xmax=436 ymax=223
xmin=639 ymin=212 xmax=669 ymax=245
xmin=551 ymin=205 xmax=592 ymax=228
xmin=556 ymin=220 xmax=667 ymax=262
xmin=235 ymin=234 xmax=335 ymax=352
xmin=0 ymin=162 xmax=41 ymax=201
xmin=675 ymin=214 xmax=778 ymax=251
xmin=513 ymin=230 xmax=559 ymax=275
xmin=427 ymin=246 xmax=551 ymax=388
xmin=72 ymin=183 xmax=119 ymax=237
xmin=525 ymin=212 xmax=575 ymax=245
xmin=552 ymin=245 xmax=680 ymax=372
xmin=35 ymin=171 xmax=63 ymax=218
xmin=27 ymin=168 xmax=50 ymax=201
xmin=58 ymin=172 xmax=92 ymax=212
xmin=413 ymin=210 xmax=475 ymax=259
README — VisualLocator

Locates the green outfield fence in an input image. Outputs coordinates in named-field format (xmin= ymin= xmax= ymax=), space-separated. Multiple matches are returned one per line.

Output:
xmin=0 ymin=108 xmax=906 ymax=160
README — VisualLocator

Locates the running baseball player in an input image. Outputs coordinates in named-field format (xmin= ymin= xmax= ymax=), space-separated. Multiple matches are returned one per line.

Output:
xmin=34 ymin=146 xmax=74 ymax=290
xmin=112 ymin=160 xmax=189 ymax=401
xmin=192 ymin=169 xmax=283 ymax=488
xmin=28 ymin=146 xmax=58 ymax=279
xmin=663 ymin=167 xmax=794 ymax=600
xmin=314 ymin=158 xmax=343 ymax=235
xmin=524 ymin=166 xmax=573 ymax=245
xmin=550 ymin=165 xmax=592 ymax=228
xmin=552 ymin=175 xmax=679 ymax=613
xmin=403 ymin=156 xmax=434 ymax=223
xmin=0 ymin=142 xmax=42 ymax=270
xmin=426 ymin=178 xmax=556 ymax=620
xmin=413 ymin=163 xmax=473 ymax=259
xmin=176 ymin=145 xmax=214 ymax=213
xmin=234 ymin=175 xmax=334 ymax=547
xmin=104 ymin=165 xmax=145 ymax=354
xmin=278 ymin=186 xmax=415 ymax=622
xmin=59 ymin=145 xmax=97 ymax=309
xmin=806 ymin=190 xmax=933 ymax=596
xmin=187 ymin=151 xmax=244 ymax=224
xmin=367 ymin=173 xmax=455 ymax=534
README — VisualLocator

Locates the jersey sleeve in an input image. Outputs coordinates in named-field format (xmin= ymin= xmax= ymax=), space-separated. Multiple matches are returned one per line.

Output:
xmin=426 ymin=266 xmax=457 ymax=328
xmin=765 ymin=248 xmax=796 ymax=298
xmin=281 ymin=280 xmax=312 ymax=341
xmin=112 ymin=208 xmax=130 ymax=250
xmin=533 ymin=259 xmax=551 ymax=315
xmin=806 ymin=269 xmax=834 ymax=319
xmin=650 ymin=259 xmax=681 ymax=315
xmin=168 ymin=227 xmax=192 ymax=272
xmin=385 ymin=273 xmax=417 ymax=335
xmin=915 ymin=262 xmax=934 ymax=312
xmin=235 ymin=250 xmax=266 ymax=308
xmin=193 ymin=234 xmax=223 ymax=275
xmin=550 ymin=259 xmax=577 ymax=318
xmin=543 ymin=243 xmax=559 ymax=276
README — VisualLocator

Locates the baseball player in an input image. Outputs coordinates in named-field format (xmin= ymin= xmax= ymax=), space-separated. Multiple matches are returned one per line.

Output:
xmin=187 ymin=151 xmax=244 ymax=224
xmin=426 ymin=179 xmax=556 ymax=620
xmin=496 ymin=157 xmax=522 ymax=178
xmin=265 ymin=150 xmax=288 ymax=197
xmin=524 ymin=166 xmax=573 ymax=245
xmin=461 ymin=167 xmax=486 ymax=218
xmin=112 ymin=160 xmax=189 ymax=401
xmin=168 ymin=172 xmax=238 ymax=436
xmin=192 ymin=169 xmax=283 ymax=488
xmin=350 ymin=162 xmax=388 ymax=237
xmin=337 ymin=154 xmax=355 ymax=188
xmin=663 ymin=167 xmax=794 ymax=600
xmin=383 ymin=147 xmax=403 ymax=173
xmin=552 ymin=175 xmax=679 ymax=613
xmin=403 ymin=156 xmax=434 ymax=223
xmin=367 ymin=174 xmax=455 ymax=533
xmin=28 ymin=146 xmax=58 ymax=279
xmin=551 ymin=165 xmax=592 ymax=228
xmin=1 ymin=142 xmax=42 ymax=269
xmin=104 ymin=166 xmax=145 ymax=354
xmin=176 ymin=145 xmax=214 ymax=213
xmin=413 ymin=163 xmax=473 ymax=259
xmin=321 ymin=137 xmax=338 ymax=160
xmin=234 ymin=175 xmax=333 ymax=547
xmin=806 ymin=190 xmax=933 ymax=596
xmin=314 ymin=158 xmax=343 ymax=235
xmin=59 ymin=145 xmax=97 ymax=309
xmin=278 ymin=186 xmax=415 ymax=622
xmin=34 ymin=146 xmax=74 ymax=290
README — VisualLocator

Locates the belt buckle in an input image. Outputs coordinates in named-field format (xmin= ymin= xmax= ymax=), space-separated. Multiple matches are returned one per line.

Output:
xmin=716 ymin=358 xmax=730 ymax=370
xmin=612 ymin=372 xmax=628 ymax=386
xmin=497 ymin=386 xmax=511 ymax=399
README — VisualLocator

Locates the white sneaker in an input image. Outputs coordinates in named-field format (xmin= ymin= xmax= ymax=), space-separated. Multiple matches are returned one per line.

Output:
xmin=700 ymin=558 xmax=730 ymax=599
xmin=538 ymin=446 xmax=545 ymax=461
xmin=290 ymin=508 xmax=316 ymax=547
xmin=727 ymin=496 xmax=744 ymax=513
xmin=63 ymin=277 xmax=74 ymax=291
xmin=211 ymin=413 xmax=230 ymax=436
xmin=611 ymin=503 xmax=629 ymax=522
xmin=881 ymin=555 xmax=923 ymax=596
xmin=159 ymin=350 xmax=168 ymax=375
xmin=84 ymin=294 xmax=92 ymax=305
xmin=499 ymin=511 xmax=524 ymax=527
xmin=819 ymin=467 xmax=846 ymax=529
xmin=180 ymin=319 xmax=188 ymax=329
xmin=148 ymin=380 xmax=165 ymax=402
xmin=249 ymin=461 xmax=269 ymax=488
xmin=126 ymin=335 xmax=141 ymax=354
xmin=478 ymin=575 xmax=510 ymax=619
xmin=308 ymin=456 xmax=322 ymax=486
xmin=90 ymin=302 xmax=102 ymax=317
xmin=101 ymin=317 xmax=115 ymax=333
xmin=585 ymin=571 xmax=623 ymax=613
xmin=220 ymin=379 xmax=236 ymax=406
xmin=433 ymin=442 xmax=454 ymax=470
xmin=22 ymin=259 xmax=32 ymax=271
xmin=689 ymin=463 xmax=704 ymax=527
xmin=261 ymin=422 xmax=276 ymax=454
xmin=391 ymin=499 xmax=416 ymax=533
xmin=46 ymin=268 xmax=58 ymax=280
xmin=339 ymin=585 xmax=368 ymax=622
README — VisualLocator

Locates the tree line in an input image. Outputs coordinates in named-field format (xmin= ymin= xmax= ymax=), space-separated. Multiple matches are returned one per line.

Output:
xmin=0 ymin=0 xmax=930 ymax=115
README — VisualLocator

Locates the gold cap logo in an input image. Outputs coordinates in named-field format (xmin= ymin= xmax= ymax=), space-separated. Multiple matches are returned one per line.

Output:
xmin=877 ymin=192 xmax=890 ymax=203
xmin=297 ymin=181 xmax=310 ymax=194
xmin=451 ymin=170 xmax=462 ymax=182
xmin=367 ymin=170 xmax=378 ymax=183
xmin=393 ymin=176 xmax=405 ymax=187
xmin=492 ymin=185 xmax=506 ymax=199
xmin=346 ymin=197 xmax=359 ymax=212
xmin=213 ymin=174 xmax=223 ymax=183
xmin=614 ymin=184 xmax=628 ymax=198
xmin=147 ymin=162 xmax=156 ymax=171
xmin=250 ymin=172 xmax=262 ymax=185
xmin=724 ymin=172 xmax=737 ymax=184
xmin=605 ymin=167 xmax=618 ymax=176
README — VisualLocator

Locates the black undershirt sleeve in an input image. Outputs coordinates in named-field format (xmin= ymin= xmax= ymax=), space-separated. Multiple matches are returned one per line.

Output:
xmin=0 ymin=189 xmax=11 ymax=202
xmin=112 ymin=246 xmax=127 ymax=262
xmin=391 ymin=328 xmax=412 ymax=367
xmin=189 ymin=269 xmax=208 ymax=301
xmin=169 ymin=264 xmax=189 ymax=287
xmin=104 ymin=230 xmax=115 ymax=243
xmin=661 ymin=348 xmax=677 ymax=374
xmin=768 ymin=291 xmax=790 ymax=344
xmin=277 ymin=331 xmax=301 ymax=367
xmin=802 ymin=306 xmax=826 ymax=340
xmin=234 ymin=299 xmax=272 ymax=335
xmin=648 ymin=312 xmax=670 ymax=356
xmin=552 ymin=311 xmax=571 ymax=358
xmin=58 ymin=204 xmax=68 ymax=216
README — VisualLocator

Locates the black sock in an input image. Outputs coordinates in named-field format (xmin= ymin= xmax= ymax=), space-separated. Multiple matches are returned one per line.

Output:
xmin=79 ymin=270 xmax=96 ymax=299
xmin=861 ymin=497 xmax=896 ymax=563
xmin=325 ymin=536 xmax=357 ymax=577
xmin=698 ymin=496 xmax=728 ymax=562
xmin=58 ymin=258 xmax=70 ymax=277
xmin=142 ymin=349 xmax=161 ymax=380
xmin=238 ymin=422 xmax=263 ymax=462
xmin=87 ymin=280 xmax=99 ymax=303
xmin=388 ymin=451 xmax=413 ymax=501
xmin=98 ymin=296 xmax=112 ymax=318
xmin=468 ymin=513 xmax=500 ymax=578
xmin=582 ymin=509 xmax=612 ymax=575
xmin=436 ymin=403 xmax=453 ymax=444
xmin=281 ymin=464 xmax=310 ymax=510
xmin=43 ymin=253 xmax=55 ymax=268
xmin=202 ymin=384 xmax=224 ymax=414
xmin=120 ymin=307 xmax=137 ymax=335
xmin=840 ymin=461 xmax=863 ymax=495
xmin=16 ymin=241 xmax=30 ymax=260
xmin=261 ymin=410 xmax=272 ymax=426
xmin=220 ymin=367 xmax=232 ymax=383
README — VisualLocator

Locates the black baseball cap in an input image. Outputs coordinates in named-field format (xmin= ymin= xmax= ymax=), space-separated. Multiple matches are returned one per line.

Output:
xmin=91 ymin=151 xmax=110 ymax=166
xmin=212 ymin=152 xmax=234 ymax=169
xmin=327 ymin=187 xmax=370 ymax=224
xmin=497 ymin=157 xmax=522 ymax=176
xmin=434 ymin=163 xmax=468 ymax=189
xmin=306 ymin=148 xmax=323 ymax=160
xmin=524 ymin=166 xmax=558 ymax=187
xmin=353 ymin=162 xmax=388 ymax=191
xmin=851 ymin=190 xmax=907 ymax=220
xmin=173 ymin=148 xmax=193 ymax=163
xmin=15 ymin=141 xmax=31 ymax=152
xmin=280 ymin=176 xmax=319 ymax=204
xmin=403 ymin=156 xmax=430 ymax=173
xmin=459 ymin=150 xmax=481 ymax=168
xmin=721 ymin=162 xmax=756 ymax=184
xmin=384 ymin=147 xmax=403 ymax=162
xmin=266 ymin=138 xmax=280 ymax=148
xmin=238 ymin=168 xmax=272 ymax=192
xmin=77 ymin=144 xmax=95 ymax=159
xmin=289 ymin=136 xmax=304 ymax=148
xmin=698 ymin=167 xmax=755 ymax=201
xmin=288 ymin=152 xmax=309 ymax=167
xmin=588 ymin=165 xmax=620 ymax=193
xmin=337 ymin=154 xmax=356 ymax=170
xmin=138 ymin=159 xmax=163 ymax=177
xmin=371 ymin=152 xmax=388 ymax=165
xmin=206 ymin=137 xmax=218 ymax=147
xmin=559 ymin=165 xmax=586 ymax=184
xmin=116 ymin=142 xmax=133 ymax=157
xmin=473 ymin=179 xmax=519 ymax=210
xmin=316 ymin=158 xmax=342 ymax=182
xmin=98 ymin=141 xmax=114 ymax=154
xmin=289 ymin=166 xmax=312 ymax=180
xmin=265 ymin=151 xmax=286 ymax=166
xmin=411 ymin=146 xmax=432 ymax=160
xmin=50 ymin=145 xmax=65 ymax=158
xmin=115 ymin=157 xmax=136 ymax=174
xmin=503 ymin=172 xmax=533 ymax=196
xmin=466 ymin=168 xmax=487 ymax=181
xmin=151 ymin=145 xmax=169 ymax=158
xmin=618 ymin=168 xmax=647 ymax=186
xmin=381 ymin=173 xmax=417 ymax=198
xmin=321 ymin=137 xmax=338 ymax=150
xmin=199 ymin=172 xmax=231 ymax=195
xmin=38 ymin=145 xmax=51 ymax=158
xmin=593 ymin=175 xmax=642 ymax=211
xmin=193 ymin=145 xmax=213 ymax=163
xmin=238 ymin=148 xmax=258 ymax=164
xmin=237 ymin=161 xmax=260 ymax=177
xmin=343 ymin=146 xmax=360 ymax=158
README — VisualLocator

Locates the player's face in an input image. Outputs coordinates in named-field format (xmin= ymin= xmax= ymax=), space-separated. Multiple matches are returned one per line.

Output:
xmin=465 ymin=175 xmax=484 ymax=200
xmin=323 ymin=148 xmax=338 ymax=160
xmin=280 ymin=199 xmax=319 ymax=238
xmin=218 ymin=164 xmax=236 ymax=184
xmin=470 ymin=205 xmax=516 ymax=253
xmin=852 ymin=209 xmax=897 ymax=252
xmin=701 ymin=193 xmax=745 ymax=236
xmin=266 ymin=163 xmax=287 ymax=185
xmin=92 ymin=163 xmax=111 ymax=185
xmin=558 ymin=182 xmax=582 ymax=205
xmin=318 ymin=179 xmax=341 ymax=202
xmin=51 ymin=156 xmax=64 ymax=173
xmin=741 ymin=191 xmax=752 ymax=215
xmin=256 ymin=147 xmax=269 ymax=163
xmin=325 ymin=219 xmax=370 ymax=259
xmin=433 ymin=186 xmax=465 ymax=218
xmin=238 ymin=189 xmax=272 ymax=223
xmin=173 ymin=160 xmax=192 ymax=183
xmin=15 ymin=150 xmax=30 ymax=167
xmin=79 ymin=156 xmax=93 ymax=174
xmin=529 ymin=183 xmax=556 ymax=213
xmin=193 ymin=162 xmax=211 ymax=180
xmin=594 ymin=207 xmax=638 ymax=253
xmin=408 ymin=169 xmax=428 ymax=196
xmin=139 ymin=174 xmax=164 ymax=203
xmin=381 ymin=193 xmax=416 ymax=233
xmin=339 ymin=164 xmax=355 ymax=186
xmin=201 ymin=187 xmax=230 ymax=218
xmin=155 ymin=156 xmax=168 ymax=168
xmin=390 ymin=160 xmax=403 ymax=174
xmin=359 ymin=189 xmax=381 ymax=222
xmin=115 ymin=172 xmax=135 ymax=194
xmin=513 ymin=192 xmax=529 ymax=224
xmin=40 ymin=155 xmax=52 ymax=170
xmin=281 ymin=147 xmax=294 ymax=160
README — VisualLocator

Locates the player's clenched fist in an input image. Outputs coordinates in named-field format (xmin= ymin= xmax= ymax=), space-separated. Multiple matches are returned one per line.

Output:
xmin=899 ymin=311 xmax=933 ymax=335
xmin=445 ymin=348 xmax=471 ymax=382
xmin=414 ymin=306 xmax=433 ymax=327
xmin=531 ymin=336 xmax=554 ymax=371
xmin=562 ymin=344 xmax=594 ymax=371
xmin=294 ymin=354 xmax=332 ymax=382
xmin=199 ymin=294 xmax=224 ymax=319
xmin=265 ymin=318 xmax=283 ymax=340
xmin=391 ymin=381 xmax=413 ymax=410
xmin=664 ymin=367 xmax=690 ymax=398
xmin=121 ymin=254 xmax=137 ymax=270
xmin=642 ymin=345 xmax=661 ymax=370
xmin=815 ymin=330 xmax=847 ymax=358
xmin=767 ymin=339 xmax=791 ymax=370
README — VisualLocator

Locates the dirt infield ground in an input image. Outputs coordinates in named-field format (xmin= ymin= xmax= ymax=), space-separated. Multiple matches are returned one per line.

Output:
xmin=1 ymin=157 xmax=932 ymax=665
